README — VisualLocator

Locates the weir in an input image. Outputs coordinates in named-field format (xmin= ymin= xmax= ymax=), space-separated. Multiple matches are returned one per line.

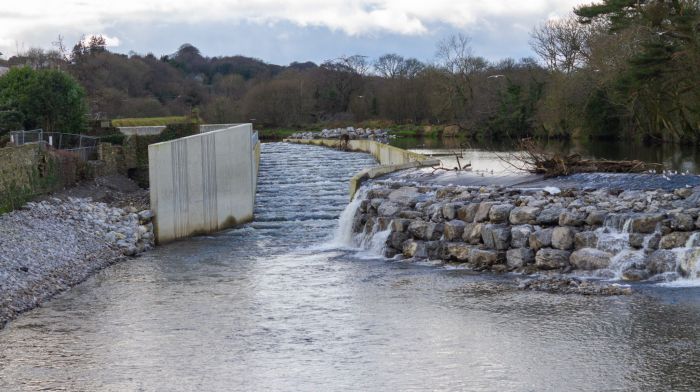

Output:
xmin=148 ymin=123 xmax=260 ymax=243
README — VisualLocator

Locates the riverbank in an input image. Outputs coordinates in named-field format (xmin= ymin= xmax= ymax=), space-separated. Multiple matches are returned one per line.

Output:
xmin=0 ymin=176 xmax=154 ymax=328
xmin=348 ymin=179 xmax=700 ymax=288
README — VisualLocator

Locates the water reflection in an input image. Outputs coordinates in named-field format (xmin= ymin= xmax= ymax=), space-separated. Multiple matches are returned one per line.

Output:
xmin=390 ymin=137 xmax=700 ymax=173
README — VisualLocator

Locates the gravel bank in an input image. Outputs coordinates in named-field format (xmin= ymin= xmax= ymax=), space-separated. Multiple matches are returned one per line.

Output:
xmin=0 ymin=197 xmax=154 ymax=328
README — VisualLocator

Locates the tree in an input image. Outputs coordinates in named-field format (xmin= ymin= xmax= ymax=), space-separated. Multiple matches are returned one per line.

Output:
xmin=0 ymin=67 xmax=87 ymax=132
xmin=530 ymin=15 xmax=595 ymax=74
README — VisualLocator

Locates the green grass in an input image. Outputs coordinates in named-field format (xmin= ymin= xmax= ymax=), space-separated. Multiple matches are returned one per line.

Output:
xmin=112 ymin=116 xmax=190 ymax=127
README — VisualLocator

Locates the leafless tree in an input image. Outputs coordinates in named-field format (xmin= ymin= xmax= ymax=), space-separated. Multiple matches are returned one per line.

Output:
xmin=529 ymin=15 xmax=595 ymax=74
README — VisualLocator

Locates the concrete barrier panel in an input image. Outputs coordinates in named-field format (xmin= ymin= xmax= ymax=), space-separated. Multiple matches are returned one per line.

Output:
xmin=149 ymin=124 xmax=257 ymax=243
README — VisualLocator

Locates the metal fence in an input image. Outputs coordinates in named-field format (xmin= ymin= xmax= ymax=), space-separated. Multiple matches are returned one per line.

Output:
xmin=9 ymin=129 xmax=100 ymax=161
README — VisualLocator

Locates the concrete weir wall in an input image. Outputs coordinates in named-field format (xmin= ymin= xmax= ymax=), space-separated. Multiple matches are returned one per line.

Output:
xmin=148 ymin=123 xmax=259 ymax=243
xmin=285 ymin=138 xmax=440 ymax=198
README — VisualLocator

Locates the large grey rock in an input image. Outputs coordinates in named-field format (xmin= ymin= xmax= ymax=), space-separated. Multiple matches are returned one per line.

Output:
xmin=474 ymin=202 xmax=495 ymax=222
xmin=659 ymin=232 xmax=692 ymax=249
xmin=469 ymin=249 xmax=502 ymax=268
xmin=389 ymin=232 xmax=409 ymax=250
xmin=552 ymin=226 xmax=575 ymax=250
xmin=628 ymin=233 xmax=645 ymax=249
xmin=630 ymin=213 xmax=665 ymax=233
xmin=648 ymin=249 xmax=678 ymax=274
xmin=570 ymin=248 xmax=613 ymax=270
xmin=559 ymin=211 xmax=586 ymax=226
xmin=378 ymin=201 xmax=400 ymax=217
xmin=621 ymin=268 xmax=650 ymax=281
xmin=511 ymin=225 xmax=533 ymax=248
xmin=670 ymin=212 xmax=694 ymax=231
xmin=442 ymin=203 xmax=461 ymax=220
xmin=457 ymin=203 xmax=479 ymax=222
xmin=507 ymin=248 xmax=535 ymax=269
xmin=403 ymin=240 xmax=427 ymax=258
xmin=408 ymin=220 xmax=440 ymax=240
xmin=535 ymin=248 xmax=571 ymax=270
xmin=462 ymin=223 xmax=484 ymax=245
xmin=586 ymin=210 xmax=608 ymax=226
xmin=509 ymin=206 xmax=540 ymax=225
xmin=444 ymin=220 xmax=467 ymax=241
xmin=537 ymin=207 xmax=563 ymax=225
xmin=445 ymin=242 xmax=471 ymax=261
xmin=390 ymin=219 xmax=411 ymax=233
xmin=388 ymin=187 xmax=421 ymax=205
xmin=481 ymin=224 xmax=511 ymax=250
xmin=574 ymin=231 xmax=598 ymax=249
xmin=529 ymin=228 xmax=553 ymax=251
xmin=489 ymin=204 xmax=514 ymax=223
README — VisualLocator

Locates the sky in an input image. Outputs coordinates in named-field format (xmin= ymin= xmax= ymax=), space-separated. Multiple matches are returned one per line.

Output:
xmin=0 ymin=0 xmax=587 ymax=66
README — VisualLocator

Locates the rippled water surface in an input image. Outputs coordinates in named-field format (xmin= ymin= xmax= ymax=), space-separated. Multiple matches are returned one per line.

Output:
xmin=2 ymin=143 xmax=700 ymax=391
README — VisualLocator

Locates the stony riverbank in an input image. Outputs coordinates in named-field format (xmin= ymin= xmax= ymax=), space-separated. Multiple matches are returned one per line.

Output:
xmin=350 ymin=180 xmax=700 ymax=287
xmin=0 ymin=197 xmax=154 ymax=328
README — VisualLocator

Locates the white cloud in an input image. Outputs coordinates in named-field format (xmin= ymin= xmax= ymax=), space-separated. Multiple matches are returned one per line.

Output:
xmin=0 ymin=0 xmax=585 ymax=57
xmin=83 ymin=34 xmax=121 ymax=47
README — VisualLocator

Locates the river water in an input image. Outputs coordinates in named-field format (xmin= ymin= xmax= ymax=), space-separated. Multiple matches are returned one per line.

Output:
xmin=2 ymin=143 xmax=700 ymax=391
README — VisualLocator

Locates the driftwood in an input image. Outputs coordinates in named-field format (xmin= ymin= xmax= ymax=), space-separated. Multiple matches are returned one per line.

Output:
xmin=499 ymin=139 xmax=662 ymax=178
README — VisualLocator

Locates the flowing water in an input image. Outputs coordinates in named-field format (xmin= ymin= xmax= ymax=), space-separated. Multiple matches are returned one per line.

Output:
xmin=2 ymin=143 xmax=700 ymax=391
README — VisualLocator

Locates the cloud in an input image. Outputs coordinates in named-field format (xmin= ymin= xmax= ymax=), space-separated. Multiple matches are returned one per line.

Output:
xmin=83 ymin=34 xmax=121 ymax=47
xmin=0 ymin=0 xmax=586 ymax=59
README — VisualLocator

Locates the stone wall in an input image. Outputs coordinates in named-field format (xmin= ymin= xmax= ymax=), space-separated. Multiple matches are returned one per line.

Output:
xmin=148 ymin=123 xmax=258 ymax=243
xmin=353 ymin=181 xmax=700 ymax=282
xmin=0 ymin=144 xmax=80 ymax=213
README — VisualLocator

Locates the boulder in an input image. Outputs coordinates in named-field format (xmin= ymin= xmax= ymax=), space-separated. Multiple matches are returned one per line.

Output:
xmin=628 ymin=233 xmax=645 ymax=249
xmin=462 ymin=223 xmax=484 ymax=245
xmin=529 ymin=228 xmax=553 ymax=251
xmin=586 ymin=210 xmax=608 ymax=226
xmin=509 ymin=206 xmax=540 ymax=225
xmin=537 ymin=207 xmax=563 ymax=225
xmin=648 ymin=249 xmax=678 ymax=274
xmin=535 ymin=248 xmax=571 ymax=270
xmin=511 ymin=225 xmax=533 ymax=248
xmin=474 ymin=202 xmax=495 ymax=222
xmin=388 ymin=187 xmax=421 ymax=205
xmin=390 ymin=219 xmax=411 ymax=233
xmin=574 ymin=231 xmax=598 ymax=249
xmin=408 ymin=220 xmax=439 ymax=240
xmin=444 ymin=220 xmax=467 ymax=241
xmin=621 ymin=268 xmax=650 ymax=281
xmin=403 ymin=240 xmax=427 ymax=258
xmin=489 ymin=204 xmax=514 ymax=223
xmin=552 ymin=227 xmax=575 ymax=250
xmin=446 ymin=242 xmax=472 ymax=261
xmin=559 ymin=211 xmax=586 ymax=226
xmin=669 ymin=212 xmax=694 ymax=231
xmin=469 ymin=249 xmax=502 ymax=268
xmin=630 ymin=213 xmax=665 ymax=234
xmin=442 ymin=203 xmax=461 ymax=220
xmin=481 ymin=224 xmax=511 ymax=250
xmin=570 ymin=248 xmax=613 ymax=270
xmin=659 ymin=232 xmax=692 ymax=249
xmin=457 ymin=203 xmax=479 ymax=222
xmin=507 ymin=248 xmax=535 ymax=269
xmin=389 ymin=232 xmax=409 ymax=250
xmin=377 ymin=201 xmax=400 ymax=217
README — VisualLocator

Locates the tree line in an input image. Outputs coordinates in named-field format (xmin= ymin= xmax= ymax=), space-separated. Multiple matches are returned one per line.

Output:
xmin=0 ymin=0 xmax=698 ymax=143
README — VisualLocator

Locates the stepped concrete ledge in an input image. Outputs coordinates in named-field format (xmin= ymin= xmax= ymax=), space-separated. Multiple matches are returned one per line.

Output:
xmin=284 ymin=138 xmax=439 ymax=198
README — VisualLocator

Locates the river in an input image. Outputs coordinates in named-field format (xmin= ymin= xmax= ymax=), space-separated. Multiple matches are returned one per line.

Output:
xmin=1 ymin=142 xmax=700 ymax=391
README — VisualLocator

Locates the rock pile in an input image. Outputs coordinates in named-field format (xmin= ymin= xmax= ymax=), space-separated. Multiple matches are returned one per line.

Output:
xmin=352 ymin=181 xmax=700 ymax=282
xmin=0 ymin=197 xmax=155 ymax=327
xmin=290 ymin=127 xmax=392 ymax=142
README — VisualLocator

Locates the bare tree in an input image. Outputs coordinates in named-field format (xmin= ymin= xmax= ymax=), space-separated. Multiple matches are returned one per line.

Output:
xmin=374 ymin=53 xmax=404 ymax=78
xmin=529 ymin=15 xmax=595 ymax=73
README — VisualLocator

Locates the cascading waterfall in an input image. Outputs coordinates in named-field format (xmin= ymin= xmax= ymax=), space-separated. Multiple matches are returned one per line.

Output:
xmin=331 ymin=185 xmax=391 ymax=258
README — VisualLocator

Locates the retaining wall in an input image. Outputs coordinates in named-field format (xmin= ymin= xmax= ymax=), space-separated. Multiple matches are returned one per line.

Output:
xmin=119 ymin=123 xmax=243 ymax=136
xmin=148 ymin=123 xmax=259 ymax=243
xmin=285 ymin=138 xmax=439 ymax=198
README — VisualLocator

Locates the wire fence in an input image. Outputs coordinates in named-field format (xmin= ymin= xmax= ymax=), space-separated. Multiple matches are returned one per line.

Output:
xmin=9 ymin=129 xmax=100 ymax=161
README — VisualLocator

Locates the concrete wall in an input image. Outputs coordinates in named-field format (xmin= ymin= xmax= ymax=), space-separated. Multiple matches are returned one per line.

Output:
xmin=148 ymin=123 xmax=259 ymax=243
xmin=284 ymin=138 xmax=439 ymax=198
xmin=119 ymin=123 xmax=244 ymax=136
xmin=118 ymin=126 xmax=167 ymax=136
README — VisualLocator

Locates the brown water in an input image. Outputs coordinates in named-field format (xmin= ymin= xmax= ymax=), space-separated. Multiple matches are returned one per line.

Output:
xmin=1 ymin=143 xmax=700 ymax=391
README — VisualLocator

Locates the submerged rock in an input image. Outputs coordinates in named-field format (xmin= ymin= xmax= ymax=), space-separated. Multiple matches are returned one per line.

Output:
xmin=518 ymin=277 xmax=632 ymax=296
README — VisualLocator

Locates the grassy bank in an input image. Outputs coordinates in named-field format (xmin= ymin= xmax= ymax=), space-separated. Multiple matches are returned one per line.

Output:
xmin=112 ymin=116 xmax=190 ymax=127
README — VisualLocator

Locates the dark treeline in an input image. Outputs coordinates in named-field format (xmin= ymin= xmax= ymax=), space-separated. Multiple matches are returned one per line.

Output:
xmin=1 ymin=0 xmax=699 ymax=143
